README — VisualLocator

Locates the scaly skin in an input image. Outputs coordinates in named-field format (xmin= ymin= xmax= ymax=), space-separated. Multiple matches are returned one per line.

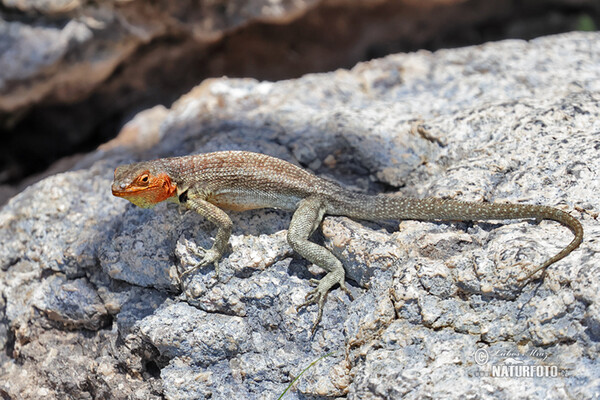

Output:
xmin=112 ymin=151 xmax=584 ymax=334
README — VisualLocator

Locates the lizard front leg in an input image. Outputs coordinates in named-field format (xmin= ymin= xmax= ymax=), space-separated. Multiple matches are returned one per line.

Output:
xmin=179 ymin=188 xmax=232 ymax=283
xmin=288 ymin=196 xmax=353 ymax=335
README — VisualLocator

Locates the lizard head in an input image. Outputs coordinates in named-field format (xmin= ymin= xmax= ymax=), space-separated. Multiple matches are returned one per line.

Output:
xmin=111 ymin=161 xmax=177 ymax=208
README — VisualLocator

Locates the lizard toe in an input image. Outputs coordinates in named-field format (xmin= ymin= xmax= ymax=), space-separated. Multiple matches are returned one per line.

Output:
xmin=296 ymin=287 xmax=329 ymax=335
xmin=339 ymin=281 xmax=354 ymax=301
xmin=179 ymin=251 xmax=221 ymax=286
xmin=296 ymin=288 xmax=320 ymax=311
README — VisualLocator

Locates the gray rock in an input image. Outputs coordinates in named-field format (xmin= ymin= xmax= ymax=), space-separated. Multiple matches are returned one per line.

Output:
xmin=1 ymin=31 xmax=599 ymax=399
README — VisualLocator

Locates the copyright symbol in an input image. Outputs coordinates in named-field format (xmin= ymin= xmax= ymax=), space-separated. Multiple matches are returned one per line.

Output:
xmin=474 ymin=348 xmax=489 ymax=365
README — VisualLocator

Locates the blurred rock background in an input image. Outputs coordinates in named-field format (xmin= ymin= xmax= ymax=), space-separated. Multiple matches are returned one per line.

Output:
xmin=0 ymin=0 xmax=598 ymax=204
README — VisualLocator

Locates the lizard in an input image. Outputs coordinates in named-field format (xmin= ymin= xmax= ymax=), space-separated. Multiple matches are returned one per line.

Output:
xmin=111 ymin=150 xmax=584 ymax=334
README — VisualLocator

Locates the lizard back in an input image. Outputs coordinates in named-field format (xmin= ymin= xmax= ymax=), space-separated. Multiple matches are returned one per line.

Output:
xmin=160 ymin=151 xmax=337 ymax=211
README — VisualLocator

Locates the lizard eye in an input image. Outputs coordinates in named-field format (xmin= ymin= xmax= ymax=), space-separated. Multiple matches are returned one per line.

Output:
xmin=138 ymin=174 xmax=149 ymax=185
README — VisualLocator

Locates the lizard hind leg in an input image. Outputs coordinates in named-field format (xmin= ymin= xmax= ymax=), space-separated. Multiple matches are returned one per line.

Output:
xmin=288 ymin=196 xmax=353 ymax=335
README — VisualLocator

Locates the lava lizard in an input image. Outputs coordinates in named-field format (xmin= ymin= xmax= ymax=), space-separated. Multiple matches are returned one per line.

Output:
xmin=111 ymin=151 xmax=583 ymax=333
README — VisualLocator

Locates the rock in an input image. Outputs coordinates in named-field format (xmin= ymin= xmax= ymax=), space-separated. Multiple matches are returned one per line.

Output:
xmin=1 ymin=31 xmax=599 ymax=399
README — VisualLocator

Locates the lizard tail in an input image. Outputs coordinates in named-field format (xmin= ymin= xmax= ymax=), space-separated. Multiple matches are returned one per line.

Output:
xmin=327 ymin=192 xmax=583 ymax=279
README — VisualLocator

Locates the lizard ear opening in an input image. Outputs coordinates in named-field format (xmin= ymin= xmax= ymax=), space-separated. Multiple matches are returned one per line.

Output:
xmin=162 ymin=174 xmax=177 ymax=198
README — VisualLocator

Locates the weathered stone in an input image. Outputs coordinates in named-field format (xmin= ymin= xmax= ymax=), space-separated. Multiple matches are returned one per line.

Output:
xmin=1 ymin=31 xmax=599 ymax=399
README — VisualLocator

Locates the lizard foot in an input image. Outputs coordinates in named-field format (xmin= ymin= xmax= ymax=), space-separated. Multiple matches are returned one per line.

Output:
xmin=296 ymin=286 xmax=327 ymax=336
xmin=179 ymin=247 xmax=221 ymax=291
xmin=306 ymin=279 xmax=353 ymax=300
xmin=297 ymin=278 xmax=354 ymax=335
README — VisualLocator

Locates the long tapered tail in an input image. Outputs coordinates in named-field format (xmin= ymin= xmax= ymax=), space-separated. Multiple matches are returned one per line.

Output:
xmin=328 ymin=192 xmax=583 ymax=280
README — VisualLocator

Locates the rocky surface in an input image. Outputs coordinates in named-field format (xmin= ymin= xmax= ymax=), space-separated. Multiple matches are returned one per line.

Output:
xmin=1 ymin=31 xmax=599 ymax=399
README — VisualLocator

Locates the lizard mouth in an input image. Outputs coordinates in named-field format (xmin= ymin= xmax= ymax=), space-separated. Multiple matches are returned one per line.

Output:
xmin=111 ymin=188 xmax=140 ymax=197
xmin=111 ymin=186 xmax=158 ymax=197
